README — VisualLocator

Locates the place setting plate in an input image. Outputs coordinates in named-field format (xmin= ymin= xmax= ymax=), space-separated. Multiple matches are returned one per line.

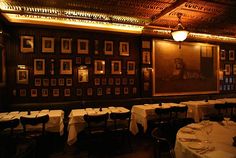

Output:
xmin=188 ymin=142 xmax=208 ymax=150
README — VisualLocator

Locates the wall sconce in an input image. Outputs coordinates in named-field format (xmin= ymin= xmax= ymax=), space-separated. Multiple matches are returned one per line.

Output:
xmin=171 ymin=13 xmax=189 ymax=42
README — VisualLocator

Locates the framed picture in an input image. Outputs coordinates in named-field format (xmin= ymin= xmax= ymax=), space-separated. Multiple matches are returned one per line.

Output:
xmin=61 ymin=38 xmax=72 ymax=54
xmin=42 ymin=89 xmax=48 ymax=97
xmin=34 ymin=59 xmax=45 ymax=75
xmin=144 ymin=82 xmax=150 ymax=91
xmin=64 ymin=88 xmax=71 ymax=97
xmin=132 ymin=87 xmax=137 ymax=94
xmin=111 ymin=60 xmax=122 ymax=75
xmin=42 ymin=37 xmax=54 ymax=53
xmin=108 ymin=78 xmax=114 ymax=85
xmin=76 ymin=88 xmax=82 ymax=96
xmin=101 ymin=78 xmax=106 ymax=85
xmin=31 ymin=89 xmax=37 ymax=97
xmin=106 ymin=87 xmax=111 ymax=95
xmin=94 ymin=78 xmax=100 ymax=86
xmin=19 ymin=89 xmax=26 ymax=97
xmin=20 ymin=36 xmax=34 ymax=53
xmin=77 ymin=39 xmax=89 ymax=54
xmin=143 ymin=68 xmax=151 ymax=81
xmin=51 ymin=78 xmax=57 ymax=86
xmin=142 ymin=41 xmax=150 ymax=49
xmin=85 ymin=57 xmax=91 ymax=64
xmin=35 ymin=78 xmax=41 ymax=86
xmin=60 ymin=59 xmax=72 ymax=75
xmin=127 ymin=61 xmax=135 ymax=75
xmin=94 ymin=60 xmax=105 ymax=74
xmin=66 ymin=78 xmax=73 ymax=86
xmin=220 ymin=49 xmax=226 ymax=60
xmin=53 ymin=89 xmax=60 ymax=97
xmin=115 ymin=78 xmax=121 ymax=85
xmin=229 ymin=50 xmax=235 ymax=61
xmin=119 ymin=42 xmax=129 ymax=56
xmin=78 ymin=67 xmax=89 ymax=83
xmin=115 ymin=87 xmax=120 ymax=95
xmin=233 ymin=64 xmax=236 ymax=75
xmin=142 ymin=51 xmax=151 ymax=64
xmin=122 ymin=78 xmax=127 ymax=85
xmin=58 ymin=78 xmax=65 ymax=86
xmin=43 ymin=79 xmax=49 ymax=86
xmin=97 ymin=88 xmax=102 ymax=96
xmin=104 ymin=41 xmax=113 ymax=55
xmin=124 ymin=87 xmax=129 ymax=95
xmin=87 ymin=88 xmax=93 ymax=96
xmin=76 ymin=57 xmax=82 ymax=65
xmin=16 ymin=69 xmax=29 ymax=84
xmin=225 ymin=64 xmax=231 ymax=75
xmin=129 ymin=78 xmax=135 ymax=85
xmin=94 ymin=40 xmax=99 ymax=55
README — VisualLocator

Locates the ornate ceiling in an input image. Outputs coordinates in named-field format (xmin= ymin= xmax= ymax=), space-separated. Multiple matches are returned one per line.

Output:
xmin=1 ymin=0 xmax=236 ymax=38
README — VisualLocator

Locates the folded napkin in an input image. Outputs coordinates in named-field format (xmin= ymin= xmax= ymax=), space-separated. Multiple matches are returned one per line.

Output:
xmin=187 ymin=123 xmax=204 ymax=130
xmin=222 ymin=120 xmax=236 ymax=126
xmin=179 ymin=133 xmax=199 ymax=142
xmin=205 ymin=150 xmax=235 ymax=158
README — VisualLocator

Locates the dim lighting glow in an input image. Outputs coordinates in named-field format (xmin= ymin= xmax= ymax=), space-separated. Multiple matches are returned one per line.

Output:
xmin=171 ymin=30 xmax=189 ymax=42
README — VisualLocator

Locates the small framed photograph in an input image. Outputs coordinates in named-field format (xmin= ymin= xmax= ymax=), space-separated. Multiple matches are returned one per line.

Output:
xmin=225 ymin=64 xmax=231 ymax=75
xmin=144 ymin=82 xmax=150 ymax=91
xmin=76 ymin=88 xmax=82 ymax=96
xmin=119 ymin=42 xmax=129 ymax=56
xmin=94 ymin=40 xmax=99 ymax=55
xmin=51 ymin=78 xmax=57 ymax=86
xmin=78 ymin=39 xmax=89 ymax=54
xmin=87 ymin=88 xmax=93 ymax=96
xmin=108 ymin=78 xmax=114 ymax=85
xmin=60 ymin=59 xmax=72 ymax=75
xmin=97 ymin=88 xmax=103 ymax=96
xmin=142 ymin=51 xmax=151 ymax=64
xmin=111 ymin=60 xmax=122 ymax=75
xmin=220 ymin=49 xmax=226 ymax=60
xmin=19 ymin=89 xmax=26 ymax=97
xmin=76 ymin=57 xmax=82 ymax=65
xmin=129 ymin=78 xmax=135 ymax=85
xmin=64 ymin=88 xmax=71 ymax=97
xmin=132 ymin=87 xmax=137 ymax=94
xmin=143 ymin=68 xmax=151 ymax=81
xmin=101 ymin=78 xmax=106 ymax=85
xmin=94 ymin=78 xmax=100 ymax=86
xmin=58 ymin=78 xmax=65 ymax=86
xmin=104 ymin=41 xmax=113 ymax=55
xmin=229 ymin=50 xmax=235 ymax=61
xmin=124 ymin=87 xmax=129 ymax=95
xmin=35 ymin=78 xmax=41 ymax=86
xmin=127 ymin=61 xmax=135 ymax=75
xmin=31 ymin=89 xmax=37 ymax=97
xmin=85 ymin=57 xmax=91 ymax=64
xmin=20 ymin=36 xmax=34 ymax=53
xmin=115 ymin=78 xmax=121 ymax=85
xmin=66 ymin=78 xmax=73 ymax=86
xmin=233 ymin=64 xmax=236 ymax=75
xmin=94 ymin=60 xmax=105 ymax=74
xmin=78 ymin=67 xmax=89 ymax=83
xmin=115 ymin=87 xmax=120 ymax=95
xmin=42 ymin=37 xmax=54 ymax=53
xmin=106 ymin=87 xmax=111 ymax=95
xmin=42 ymin=89 xmax=48 ymax=97
xmin=142 ymin=41 xmax=150 ymax=49
xmin=16 ymin=69 xmax=29 ymax=84
xmin=122 ymin=78 xmax=127 ymax=85
xmin=53 ymin=89 xmax=60 ymax=97
xmin=34 ymin=59 xmax=45 ymax=75
xmin=43 ymin=79 xmax=49 ymax=86
xmin=61 ymin=38 xmax=72 ymax=54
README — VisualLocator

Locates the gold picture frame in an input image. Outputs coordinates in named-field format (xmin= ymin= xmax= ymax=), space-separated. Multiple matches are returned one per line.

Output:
xmin=31 ymin=89 xmax=37 ymax=97
xmin=34 ymin=78 xmax=41 ymax=86
xmin=19 ymin=89 xmax=26 ymax=97
xmin=220 ymin=49 xmax=226 ymax=60
xmin=53 ymin=89 xmax=60 ymax=97
xmin=16 ymin=69 xmax=29 ymax=84
xmin=77 ymin=39 xmax=89 ymax=54
xmin=34 ymin=59 xmax=45 ymax=75
xmin=42 ymin=89 xmax=48 ymax=97
xmin=66 ymin=78 xmax=73 ymax=86
xmin=229 ymin=50 xmax=235 ymax=61
xmin=142 ymin=51 xmax=151 ymax=64
xmin=64 ymin=88 xmax=71 ymax=97
xmin=127 ymin=61 xmax=135 ymax=75
xmin=225 ymin=64 xmax=231 ymax=75
xmin=61 ymin=38 xmax=72 ymax=54
xmin=94 ymin=60 xmax=105 ymax=74
xmin=78 ymin=67 xmax=89 ymax=83
xmin=119 ymin=42 xmax=129 ymax=56
xmin=20 ymin=36 xmax=34 ymax=53
xmin=111 ymin=60 xmax=122 ymax=75
xmin=60 ymin=59 xmax=72 ymax=75
xmin=42 ymin=37 xmax=54 ymax=53
xmin=104 ymin=41 xmax=113 ymax=55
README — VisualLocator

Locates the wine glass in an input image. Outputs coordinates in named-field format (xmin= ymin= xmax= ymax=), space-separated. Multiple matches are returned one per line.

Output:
xmin=224 ymin=117 xmax=230 ymax=126
xmin=203 ymin=125 xmax=213 ymax=143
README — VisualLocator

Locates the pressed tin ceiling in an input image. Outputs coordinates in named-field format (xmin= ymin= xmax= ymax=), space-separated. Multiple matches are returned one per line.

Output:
xmin=0 ymin=0 xmax=236 ymax=38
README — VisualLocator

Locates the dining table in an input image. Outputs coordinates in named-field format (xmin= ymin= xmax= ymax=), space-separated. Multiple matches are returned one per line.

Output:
xmin=0 ymin=109 xmax=65 ymax=135
xmin=67 ymin=106 xmax=130 ymax=145
xmin=175 ymin=120 xmax=236 ymax=158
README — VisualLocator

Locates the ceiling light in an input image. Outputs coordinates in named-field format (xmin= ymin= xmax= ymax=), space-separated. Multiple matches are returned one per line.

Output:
xmin=171 ymin=13 xmax=188 ymax=42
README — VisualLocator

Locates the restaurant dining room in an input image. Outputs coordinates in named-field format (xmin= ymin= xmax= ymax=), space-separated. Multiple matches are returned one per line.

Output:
xmin=1 ymin=0 xmax=236 ymax=158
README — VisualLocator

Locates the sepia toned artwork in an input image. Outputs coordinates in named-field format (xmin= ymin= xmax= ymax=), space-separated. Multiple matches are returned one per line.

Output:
xmin=20 ymin=36 xmax=34 ymax=53
xmin=51 ymin=78 xmax=57 ymax=86
xmin=87 ymin=88 xmax=93 ymax=96
xmin=108 ymin=78 xmax=114 ymax=85
xmin=153 ymin=40 xmax=219 ymax=96
xmin=60 ymin=59 xmax=72 ymax=75
xmin=43 ymin=79 xmax=49 ymax=86
xmin=122 ymin=78 xmax=127 ymax=85
xmin=42 ymin=89 xmax=48 ymax=97
xmin=35 ymin=78 xmax=41 ymax=86
xmin=142 ymin=51 xmax=151 ymax=64
xmin=16 ymin=69 xmax=29 ymax=84
xmin=94 ymin=60 xmax=105 ymax=74
xmin=58 ymin=78 xmax=65 ymax=86
xmin=115 ymin=87 xmax=120 ymax=95
xmin=19 ymin=89 xmax=26 ymax=97
xmin=42 ymin=37 xmax=54 ymax=53
xmin=53 ymin=89 xmax=60 ymax=97
xmin=94 ymin=78 xmax=100 ymax=86
xmin=104 ymin=41 xmax=113 ymax=55
xmin=34 ymin=59 xmax=45 ymax=75
xmin=101 ymin=78 xmax=107 ymax=85
xmin=229 ymin=50 xmax=235 ymax=61
xmin=76 ymin=88 xmax=82 ymax=96
xmin=106 ymin=87 xmax=111 ymax=95
xmin=94 ymin=40 xmax=99 ymax=55
xmin=97 ymin=88 xmax=102 ymax=96
xmin=111 ymin=60 xmax=122 ymax=75
xmin=61 ymin=38 xmax=72 ymax=54
xmin=64 ymin=88 xmax=71 ymax=97
xmin=31 ymin=89 xmax=37 ymax=97
xmin=119 ymin=42 xmax=129 ymax=56
xmin=78 ymin=68 xmax=88 ymax=83
xmin=129 ymin=78 xmax=134 ymax=85
xmin=78 ymin=39 xmax=89 ymax=54
xmin=127 ymin=61 xmax=135 ymax=75
xmin=115 ymin=78 xmax=121 ymax=85
xmin=124 ymin=87 xmax=129 ymax=94
xmin=220 ymin=49 xmax=226 ymax=60
xmin=225 ymin=64 xmax=231 ymax=75
xmin=66 ymin=78 xmax=73 ymax=86
xmin=76 ymin=57 xmax=82 ymax=65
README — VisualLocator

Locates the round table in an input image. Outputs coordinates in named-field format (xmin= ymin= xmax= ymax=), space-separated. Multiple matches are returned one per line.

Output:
xmin=175 ymin=121 xmax=236 ymax=158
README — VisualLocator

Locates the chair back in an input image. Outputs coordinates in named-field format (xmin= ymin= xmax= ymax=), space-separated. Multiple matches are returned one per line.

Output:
xmin=110 ymin=111 xmax=131 ymax=131
xmin=171 ymin=106 xmax=188 ymax=119
xmin=0 ymin=118 xmax=19 ymax=135
xmin=155 ymin=108 xmax=172 ymax=123
xmin=215 ymin=103 xmax=232 ymax=117
xmin=20 ymin=114 xmax=49 ymax=135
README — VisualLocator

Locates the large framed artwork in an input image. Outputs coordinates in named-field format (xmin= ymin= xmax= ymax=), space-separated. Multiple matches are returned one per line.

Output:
xmin=42 ymin=37 xmax=54 ymax=53
xmin=60 ymin=59 xmax=72 ymax=75
xmin=20 ymin=36 xmax=34 ymax=53
xmin=153 ymin=40 xmax=219 ymax=96
xmin=34 ymin=59 xmax=45 ymax=75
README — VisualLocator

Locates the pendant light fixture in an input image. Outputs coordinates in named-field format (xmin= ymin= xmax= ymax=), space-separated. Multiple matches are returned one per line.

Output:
xmin=171 ymin=13 xmax=188 ymax=42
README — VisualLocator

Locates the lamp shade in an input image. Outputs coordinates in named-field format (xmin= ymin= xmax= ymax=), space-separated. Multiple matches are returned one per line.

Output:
xmin=171 ymin=30 xmax=189 ymax=42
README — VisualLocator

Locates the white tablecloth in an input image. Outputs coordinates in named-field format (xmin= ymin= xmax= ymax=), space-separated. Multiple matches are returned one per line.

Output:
xmin=67 ymin=107 xmax=130 ymax=145
xmin=0 ymin=109 xmax=64 ymax=135
xmin=175 ymin=121 xmax=236 ymax=158
xmin=130 ymin=103 xmax=186 ymax=135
